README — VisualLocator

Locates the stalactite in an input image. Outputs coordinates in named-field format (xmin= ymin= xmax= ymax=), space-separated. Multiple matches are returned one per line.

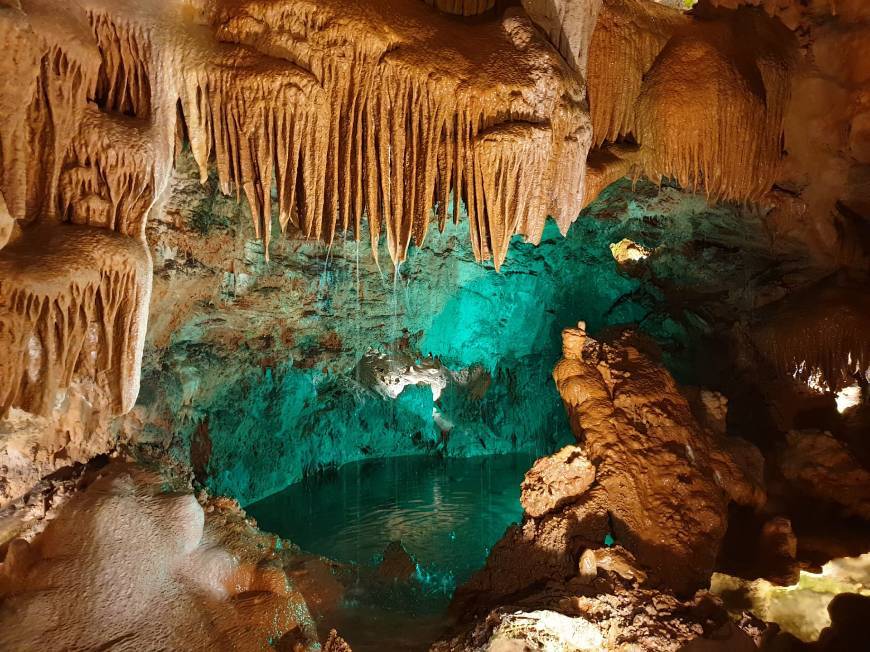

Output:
xmin=90 ymin=11 xmax=151 ymax=118
xmin=587 ymin=1 xmax=796 ymax=203
xmin=0 ymin=0 xmax=100 ymax=222
xmin=521 ymin=0 xmax=603 ymax=76
xmin=60 ymin=106 xmax=158 ymax=238
xmin=586 ymin=0 xmax=686 ymax=147
xmin=206 ymin=0 xmax=589 ymax=267
xmin=634 ymin=8 xmax=797 ymax=204
xmin=582 ymin=143 xmax=640 ymax=208
xmin=175 ymin=44 xmax=328 ymax=259
xmin=0 ymin=5 xmax=40 ymax=222
xmin=0 ymin=225 xmax=151 ymax=416
xmin=0 ymin=0 xmax=592 ymax=417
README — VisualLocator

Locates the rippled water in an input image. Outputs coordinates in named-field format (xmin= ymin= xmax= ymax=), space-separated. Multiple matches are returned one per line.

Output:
xmin=247 ymin=453 xmax=536 ymax=649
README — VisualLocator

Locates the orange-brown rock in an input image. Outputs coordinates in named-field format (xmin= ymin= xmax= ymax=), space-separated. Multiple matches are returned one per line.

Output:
xmin=751 ymin=281 xmax=870 ymax=394
xmin=779 ymin=430 xmax=870 ymax=521
xmin=587 ymin=0 xmax=797 ymax=203
xmin=520 ymin=444 xmax=596 ymax=518
xmin=378 ymin=540 xmax=417 ymax=581
xmin=454 ymin=324 xmax=766 ymax=613
xmin=551 ymin=324 xmax=765 ymax=593
xmin=0 ymin=225 xmax=151 ymax=417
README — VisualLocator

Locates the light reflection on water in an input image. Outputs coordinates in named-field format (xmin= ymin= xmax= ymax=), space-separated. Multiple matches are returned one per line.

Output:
xmin=247 ymin=453 xmax=536 ymax=649
xmin=249 ymin=452 xmax=534 ymax=592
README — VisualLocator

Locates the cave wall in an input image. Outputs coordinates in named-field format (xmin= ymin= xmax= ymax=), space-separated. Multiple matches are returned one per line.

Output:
xmin=0 ymin=0 xmax=597 ymax=505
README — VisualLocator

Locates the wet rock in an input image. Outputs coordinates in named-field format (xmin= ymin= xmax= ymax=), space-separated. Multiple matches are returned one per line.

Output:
xmin=454 ymin=325 xmax=767 ymax=616
xmin=377 ymin=540 xmax=416 ymax=582
xmin=609 ymin=238 xmax=652 ymax=268
xmin=439 ymin=583 xmax=743 ymax=652
xmin=759 ymin=516 xmax=799 ymax=584
xmin=594 ymin=546 xmax=647 ymax=584
xmin=577 ymin=548 xmax=598 ymax=583
xmin=520 ymin=445 xmax=596 ymax=518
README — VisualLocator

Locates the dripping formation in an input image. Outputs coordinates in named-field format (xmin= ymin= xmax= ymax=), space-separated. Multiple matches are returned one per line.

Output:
xmin=586 ymin=0 xmax=797 ymax=203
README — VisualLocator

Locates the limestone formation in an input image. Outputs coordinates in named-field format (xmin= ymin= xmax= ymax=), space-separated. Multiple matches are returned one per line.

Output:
xmin=0 ymin=463 xmax=320 ymax=651
xmin=586 ymin=0 xmax=797 ymax=203
xmin=751 ymin=282 xmax=870 ymax=394
xmin=0 ymin=225 xmax=151 ymax=417
xmin=454 ymin=324 xmax=766 ymax=610
xmin=520 ymin=444 xmax=596 ymax=518
xmin=587 ymin=0 xmax=687 ymax=146
xmin=779 ymin=430 xmax=870 ymax=521
xmin=205 ymin=0 xmax=591 ymax=266
xmin=545 ymin=324 xmax=766 ymax=593
xmin=634 ymin=6 xmax=797 ymax=203
xmin=522 ymin=0 xmax=603 ymax=75
xmin=0 ymin=0 xmax=595 ymax=432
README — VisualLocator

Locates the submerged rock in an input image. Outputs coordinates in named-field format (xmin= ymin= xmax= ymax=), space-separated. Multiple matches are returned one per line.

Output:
xmin=378 ymin=540 xmax=417 ymax=582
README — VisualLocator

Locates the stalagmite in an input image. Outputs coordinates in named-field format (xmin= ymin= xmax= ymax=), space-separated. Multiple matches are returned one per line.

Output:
xmin=451 ymin=325 xmax=767 ymax=614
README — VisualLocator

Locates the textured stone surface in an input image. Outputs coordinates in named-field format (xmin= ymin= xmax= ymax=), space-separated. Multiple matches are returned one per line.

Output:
xmin=520 ymin=445 xmax=596 ymax=518
xmin=453 ymin=326 xmax=766 ymax=616
xmin=0 ymin=463 xmax=321 ymax=651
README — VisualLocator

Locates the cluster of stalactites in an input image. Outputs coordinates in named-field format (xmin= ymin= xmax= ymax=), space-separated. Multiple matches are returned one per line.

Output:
xmin=2 ymin=0 xmax=585 ymax=270
xmin=424 ymin=0 xmax=496 ymax=16
xmin=0 ymin=5 xmax=101 ymax=227
xmin=634 ymin=8 xmax=797 ymax=203
xmin=195 ymin=0 xmax=589 ymax=269
xmin=0 ymin=225 xmax=150 ymax=416
xmin=38 ymin=0 xmax=589 ymax=270
xmin=587 ymin=0 xmax=687 ymax=146
xmin=587 ymin=0 xmax=796 ymax=204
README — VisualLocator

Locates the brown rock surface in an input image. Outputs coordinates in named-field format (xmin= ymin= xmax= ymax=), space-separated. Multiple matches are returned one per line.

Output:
xmin=779 ymin=430 xmax=870 ymax=520
xmin=520 ymin=444 xmax=596 ymax=518
xmin=454 ymin=324 xmax=766 ymax=615
xmin=551 ymin=324 xmax=766 ymax=593
xmin=378 ymin=540 xmax=417 ymax=582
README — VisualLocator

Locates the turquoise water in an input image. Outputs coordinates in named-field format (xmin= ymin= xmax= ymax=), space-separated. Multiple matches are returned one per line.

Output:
xmin=247 ymin=453 xmax=536 ymax=649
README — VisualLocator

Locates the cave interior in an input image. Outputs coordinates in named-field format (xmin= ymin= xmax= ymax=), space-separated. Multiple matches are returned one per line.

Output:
xmin=1 ymin=1 xmax=869 ymax=651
